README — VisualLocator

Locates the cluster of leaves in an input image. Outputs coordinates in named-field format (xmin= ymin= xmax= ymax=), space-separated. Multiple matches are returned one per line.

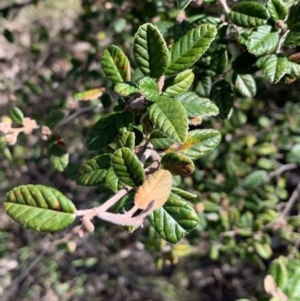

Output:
xmin=1 ymin=0 xmax=300 ymax=299
xmin=240 ymin=256 xmax=300 ymax=301
xmin=175 ymin=99 xmax=300 ymax=287
xmin=4 ymin=20 xmax=223 ymax=244
xmin=228 ymin=0 xmax=300 ymax=84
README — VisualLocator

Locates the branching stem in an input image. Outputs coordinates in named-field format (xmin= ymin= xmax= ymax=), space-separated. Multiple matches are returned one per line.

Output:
xmin=56 ymin=103 xmax=102 ymax=130
xmin=75 ymin=147 xmax=162 ymax=234
xmin=266 ymin=163 xmax=298 ymax=182
xmin=280 ymin=180 xmax=300 ymax=218
xmin=76 ymin=185 xmax=132 ymax=218
xmin=218 ymin=0 xmax=240 ymax=33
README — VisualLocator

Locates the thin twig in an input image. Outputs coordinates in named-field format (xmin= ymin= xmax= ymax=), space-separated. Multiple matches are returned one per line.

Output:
xmin=56 ymin=103 xmax=102 ymax=130
xmin=1 ymin=246 xmax=48 ymax=301
xmin=218 ymin=0 xmax=230 ymax=14
xmin=75 ymin=185 xmax=132 ymax=217
xmin=75 ymin=148 xmax=164 ymax=230
xmin=143 ymin=149 xmax=161 ymax=175
xmin=280 ymin=180 xmax=300 ymax=218
xmin=157 ymin=76 xmax=165 ymax=94
xmin=276 ymin=28 xmax=289 ymax=53
xmin=265 ymin=163 xmax=298 ymax=182
xmin=218 ymin=0 xmax=240 ymax=33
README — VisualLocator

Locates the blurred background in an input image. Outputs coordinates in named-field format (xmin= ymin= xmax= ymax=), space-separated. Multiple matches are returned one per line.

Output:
xmin=1 ymin=0 xmax=300 ymax=300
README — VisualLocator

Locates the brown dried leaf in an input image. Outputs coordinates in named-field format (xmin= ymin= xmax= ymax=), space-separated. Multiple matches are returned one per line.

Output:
xmin=264 ymin=275 xmax=277 ymax=295
xmin=23 ymin=117 xmax=39 ymax=134
xmin=134 ymin=169 xmax=172 ymax=211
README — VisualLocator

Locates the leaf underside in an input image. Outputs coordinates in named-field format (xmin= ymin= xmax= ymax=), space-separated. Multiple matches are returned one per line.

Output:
xmin=134 ymin=169 xmax=172 ymax=210
xmin=209 ymin=80 xmax=234 ymax=120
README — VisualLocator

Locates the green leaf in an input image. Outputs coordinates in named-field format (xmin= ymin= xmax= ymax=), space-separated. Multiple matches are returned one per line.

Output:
xmin=246 ymin=25 xmax=279 ymax=56
xmin=287 ymin=267 xmax=300 ymax=298
xmin=210 ymin=45 xmax=228 ymax=74
xmin=242 ymin=170 xmax=267 ymax=190
xmin=4 ymin=28 xmax=14 ymax=43
xmin=232 ymin=51 xmax=259 ymax=74
xmin=116 ymin=110 xmax=134 ymax=133
xmin=166 ymin=24 xmax=217 ymax=75
xmin=112 ymin=147 xmax=145 ymax=187
xmin=155 ymin=21 xmax=173 ymax=36
xmin=238 ymin=30 xmax=251 ymax=46
xmin=288 ymin=61 xmax=300 ymax=79
xmin=162 ymin=70 xmax=194 ymax=97
xmin=177 ymin=0 xmax=192 ymax=10
xmin=86 ymin=113 xmax=119 ymax=151
xmin=133 ymin=23 xmax=169 ymax=78
xmin=195 ymin=76 xmax=212 ymax=97
xmin=171 ymin=187 xmax=197 ymax=202
xmin=47 ymin=135 xmax=69 ymax=172
xmin=254 ymin=242 xmax=272 ymax=259
xmin=118 ymin=131 xmax=135 ymax=150
xmin=115 ymin=82 xmax=139 ymax=96
xmin=9 ymin=107 xmax=24 ymax=125
xmin=116 ymin=97 xmax=126 ymax=110
xmin=150 ymin=129 xmax=175 ymax=149
xmin=102 ymin=45 xmax=130 ymax=83
xmin=187 ymin=16 xmax=222 ymax=31
xmin=209 ymin=80 xmax=234 ymax=120
xmin=229 ymin=2 xmax=270 ymax=28
xmin=133 ymin=127 xmax=144 ymax=146
xmin=74 ymin=88 xmax=104 ymax=101
xmin=284 ymin=31 xmax=300 ymax=47
xmin=105 ymin=167 xmax=125 ymax=191
xmin=139 ymin=76 xmax=159 ymax=101
xmin=255 ymin=55 xmax=269 ymax=68
xmin=161 ymin=153 xmax=195 ymax=176
xmin=177 ymin=91 xmax=219 ymax=117
xmin=210 ymin=244 xmax=220 ymax=260
xmin=261 ymin=54 xmax=289 ymax=84
xmin=287 ymin=2 xmax=300 ymax=32
xmin=237 ymin=211 xmax=253 ymax=228
xmin=234 ymin=74 xmax=257 ymax=98
xmin=4 ymin=185 xmax=76 ymax=232
xmin=148 ymin=192 xmax=200 ymax=244
xmin=267 ymin=0 xmax=287 ymax=22
xmin=147 ymin=96 xmax=188 ymax=143
xmin=100 ymin=92 xmax=112 ymax=108
xmin=167 ymin=129 xmax=221 ymax=160
xmin=77 ymin=154 xmax=111 ymax=186
xmin=268 ymin=257 xmax=289 ymax=290
xmin=45 ymin=110 xmax=65 ymax=129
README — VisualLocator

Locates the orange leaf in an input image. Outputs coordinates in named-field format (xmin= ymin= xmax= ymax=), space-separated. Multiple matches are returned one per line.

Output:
xmin=74 ymin=88 xmax=105 ymax=101
xmin=134 ymin=169 xmax=172 ymax=211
